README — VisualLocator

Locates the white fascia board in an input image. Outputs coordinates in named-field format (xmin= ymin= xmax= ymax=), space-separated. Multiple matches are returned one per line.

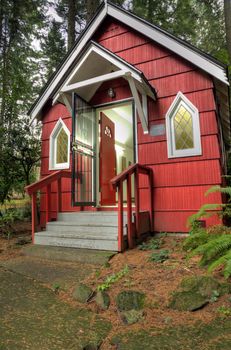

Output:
xmin=31 ymin=7 xmax=107 ymax=120
xmin=53 ymin=44 xmax=145 ymax=105
xmin=108 ymin=6 xmax=229 ymax=86
xmin=61 ymin=70 xmax=128 ymax=92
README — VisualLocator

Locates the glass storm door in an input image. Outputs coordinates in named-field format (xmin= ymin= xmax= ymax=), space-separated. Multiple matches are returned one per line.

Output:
xmin=72 ymin=93 xmax=96 ymax=206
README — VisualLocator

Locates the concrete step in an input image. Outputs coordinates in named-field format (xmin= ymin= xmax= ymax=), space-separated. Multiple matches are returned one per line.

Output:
xmin=46 ymin=222 xmax=120 ymax=234
xmin=57 ymin=212 xmax=128 ymax=225
xmin=34 ymin=234 xmax=118 ymax=251
xmin=36 ymin=230 xmax=118 ymax=240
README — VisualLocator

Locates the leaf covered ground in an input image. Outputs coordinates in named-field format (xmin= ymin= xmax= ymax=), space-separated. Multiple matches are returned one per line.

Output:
xmin=1 ymin=229 xmax=231 ymax=349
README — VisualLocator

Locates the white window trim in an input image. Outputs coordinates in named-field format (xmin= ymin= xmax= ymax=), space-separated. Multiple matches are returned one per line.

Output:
xmin=49 ymin=118 xmax=71 ymax=170
xmin=166 ymin=91 xmax=202 ymax=158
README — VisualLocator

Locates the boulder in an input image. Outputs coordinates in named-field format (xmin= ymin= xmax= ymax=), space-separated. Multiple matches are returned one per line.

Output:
xmin=120 ymin=310 xmax=144 ymax=325
xmin=168 ymin=291 xmax=209 ymax=311
xmin=116 ymin=290 xmax=145 ymax=311
xmin=180 ymin=276 xmax=222 ymax=298
xmin=95 ymin=291 xmax=110 ymax=310
xmin=168 ymin=275 xmax=230 ymax=311
xmin=73 ymin=284 xmax=93 ymax=303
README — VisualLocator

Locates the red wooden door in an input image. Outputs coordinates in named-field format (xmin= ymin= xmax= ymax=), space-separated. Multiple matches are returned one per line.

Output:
xmin=100 ymin=112 xmax=116 ymax=205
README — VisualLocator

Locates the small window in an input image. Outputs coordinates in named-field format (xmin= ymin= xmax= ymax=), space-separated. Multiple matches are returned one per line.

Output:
xmin=49 ymin=118 xmax=70 ymax=170
xmin=166 ymin=92 xmax=202 ymax=158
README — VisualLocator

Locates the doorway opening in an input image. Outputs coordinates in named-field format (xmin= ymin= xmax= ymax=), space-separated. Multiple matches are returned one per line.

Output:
xmin=97 ymin=102 xmax=136 ymax=207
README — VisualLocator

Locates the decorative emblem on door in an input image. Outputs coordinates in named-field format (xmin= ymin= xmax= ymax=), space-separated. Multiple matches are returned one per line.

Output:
xmin=104 ymin=125 xmax=112 ymax=138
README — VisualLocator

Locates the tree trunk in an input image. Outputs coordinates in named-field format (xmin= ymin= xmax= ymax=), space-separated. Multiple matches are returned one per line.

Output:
xmin=86 ymin=0 xmax=100 ymax=23
xmin=224 ymin=0 xmax=231 ymax=63
xmin=67 ymin=0 xmax=76 ymax=50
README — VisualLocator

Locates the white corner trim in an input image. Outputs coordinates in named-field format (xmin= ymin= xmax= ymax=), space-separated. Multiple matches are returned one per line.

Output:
xmin=127 ymin=76 xmax=149 ymax=133
xmin=49 ymin=118 xmax=71 ymax=170
xmin=165 ymin=91 xmax=202 ymax=158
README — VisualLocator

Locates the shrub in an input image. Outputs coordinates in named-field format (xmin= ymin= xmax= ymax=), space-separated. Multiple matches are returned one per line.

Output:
xmin=0 ymin=208 xmax=21 ymax=239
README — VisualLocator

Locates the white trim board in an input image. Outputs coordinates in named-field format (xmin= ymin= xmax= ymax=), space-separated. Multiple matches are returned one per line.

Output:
xmin=30 ymin=2 xmax=229 ymax=121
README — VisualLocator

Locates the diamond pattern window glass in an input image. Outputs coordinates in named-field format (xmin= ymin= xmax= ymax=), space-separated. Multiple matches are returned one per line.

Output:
xmin=166 ymin=92 xmax=202 ymax=158
xmin=56 ymin=128 xmax=68 ymax=164
xmin=173 ymin=105 xmax=194 ymax=150
xmin=49 ymin=118 xmax=70 ymax=170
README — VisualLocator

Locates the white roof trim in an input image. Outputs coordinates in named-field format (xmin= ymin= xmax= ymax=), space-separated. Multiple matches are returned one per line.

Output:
xmin=30 ymin=2 xmax=229 ymax=120
xmin=31 ymin=6 xmax=107 ymax=120
xmin=107 ymin=6 xmax=228 ymax=86
xmin=53 ymin=42 xmax=156 ymax=105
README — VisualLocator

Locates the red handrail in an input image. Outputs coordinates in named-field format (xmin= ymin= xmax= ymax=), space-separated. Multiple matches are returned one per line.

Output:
xmin=111 ymin=163 xmax=153 ymax=252
xmin=25 ymin=170 xmax=71 ymax=243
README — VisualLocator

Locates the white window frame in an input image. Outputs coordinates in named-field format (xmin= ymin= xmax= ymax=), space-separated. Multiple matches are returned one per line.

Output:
xmin=49 ymin=118 xmax=70 ymax=170
xmin=166 ymin=91 xmax=202 ymax=158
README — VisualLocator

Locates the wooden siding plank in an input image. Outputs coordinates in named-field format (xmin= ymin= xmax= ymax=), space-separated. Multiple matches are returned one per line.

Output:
xmin=139 ymin=160 xmax=222 ymax=188
xmin=97 ymin=30 xmax=148 ymax=53
xmin=42 ymin=104 xmax=70 ymax=124
xmin=150 ymin=70 xmax=213 ymax=98
xmin=140 ymin=185 xmax=222 ymax=211
xmin=116 ymin=42 xmax=170 ymax=65
xmin=135 ymin=55 xmax=194 ymax=80
xmin=94 ymin=18 xmax=129 ymax=41
xmin=154 ymin=211 xmax=221 ymax=232
xmin=138 ymin=111 xmax=218 ymax=144
xmin=138 ymin=135 xmax=221 ymax=165
xmin=147 ymin=90 xmax=216 ymax=121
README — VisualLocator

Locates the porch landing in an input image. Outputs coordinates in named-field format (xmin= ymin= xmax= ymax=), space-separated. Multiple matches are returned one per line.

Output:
xmin=35 ymin=211 xmax=126 ymax=251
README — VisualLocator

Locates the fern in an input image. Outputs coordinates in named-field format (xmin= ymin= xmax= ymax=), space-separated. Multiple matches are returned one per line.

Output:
xmin=224 ymin=258 xmax=231 ymax=279
xmin=205 ymin=186 xmax=231 ymax=199
xmin=189 ymin=235 xmax=231 ymax=267
xmin=182 ymin=229 xmax=209 ymax=251
xmin=208 ymin=250 xmax=231 ymax=279
xmin=187 ymin=204 xmax=224 ymax=227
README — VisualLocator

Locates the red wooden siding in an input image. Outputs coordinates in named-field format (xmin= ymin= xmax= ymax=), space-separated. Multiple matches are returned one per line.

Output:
xmin=39 ymin=17 xmax=223 ymax=232
xmin=93 ymin=18 xmax=222 ymax=232
xmin=40 ymin=104 xmax=76 ymax=226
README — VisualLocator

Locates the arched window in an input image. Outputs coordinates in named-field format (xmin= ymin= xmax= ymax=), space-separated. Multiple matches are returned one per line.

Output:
xmin=166 ymin=92 xmax=202 ymax=158
xmin=49 ymin=118 xmax=70 ymax=170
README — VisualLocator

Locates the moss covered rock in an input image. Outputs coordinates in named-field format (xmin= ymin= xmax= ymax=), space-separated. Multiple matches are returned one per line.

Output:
xmin=120 ymin=310 xmax=144 ymax=325
xmin=169 ymin=291 xmax=209 ymax=311
xmin=95 ymin=291 xmax=110 ymax=310
xmin=169 ymin=275 xmax=231 ymax=311
xmin=180 ymin=275 xmax=230 ymax=298
xmin=116 ymin=290 xmax=145 ymax=311
xmin=73 ymin=284 xmax=93 ymax=303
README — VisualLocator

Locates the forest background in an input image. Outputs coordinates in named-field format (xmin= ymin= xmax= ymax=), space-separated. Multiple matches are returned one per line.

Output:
xmin=0 ymin=0 xmax=230 ymax=204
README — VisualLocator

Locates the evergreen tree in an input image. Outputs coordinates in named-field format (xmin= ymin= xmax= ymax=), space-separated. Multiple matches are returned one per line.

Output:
xmin=41 ymin=19 xmax=66 ymax=80
xmin=224 ymin=0 xmax=231 ymax=63
xmin=0 ymin=0 xmax=45 ymax=203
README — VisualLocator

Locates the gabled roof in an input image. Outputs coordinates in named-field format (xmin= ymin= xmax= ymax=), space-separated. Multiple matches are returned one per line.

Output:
xmin=53 ymin=40 xmax=156 ymax=103
xmin=29 ymin=0 xmax=229 ymax=121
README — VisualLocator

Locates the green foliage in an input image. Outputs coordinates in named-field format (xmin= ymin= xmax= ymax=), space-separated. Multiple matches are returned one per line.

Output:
xmin=0 ymin=208 xmax=21 ymax=239
xmin=184 ymin=227 xmax=231 ymax=279
xmin=187 ymin=185 xmax=231 ymax=230
xmin=148 ymin=250 xmax=169 ymax=263
xmin=138 ymin=238 xmax=162 ymax=250
xmin=182 ymin=229 xmax=210 ymax=252
xmin=132 ymin=0 xmax=228 ymax=63
xmin=97 ymin=265 xmax=129 ymax=291
xmin=209 ymin=290 xmax=220 ymax=303
xmin=216 ymin=305 xmax=231 ymax=318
